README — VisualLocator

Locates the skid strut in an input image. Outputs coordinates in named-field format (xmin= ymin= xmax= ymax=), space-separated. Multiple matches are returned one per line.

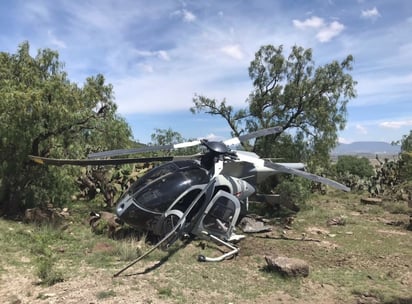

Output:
xmin=198 ymin=231 xmax=239 ymax=262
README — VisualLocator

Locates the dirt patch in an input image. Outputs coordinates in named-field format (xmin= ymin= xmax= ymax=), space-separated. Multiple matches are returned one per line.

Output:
xmin=1 ymin=266 xmax=162 ymax=304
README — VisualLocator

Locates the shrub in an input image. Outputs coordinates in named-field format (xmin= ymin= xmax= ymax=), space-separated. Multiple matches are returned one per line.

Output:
xmin=335 ymin=155 xmax=374 ymax=178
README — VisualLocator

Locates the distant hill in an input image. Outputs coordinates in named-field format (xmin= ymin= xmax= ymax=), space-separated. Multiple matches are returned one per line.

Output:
xmin=332 ymin=141 xmax=401 ymax=156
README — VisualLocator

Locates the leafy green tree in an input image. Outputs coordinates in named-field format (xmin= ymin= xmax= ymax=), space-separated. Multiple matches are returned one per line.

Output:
xmin=0 ymin=42 xmax=132 ymax=215
xmin=150 ymin=128 xmax=199 ymax=155
xmin=191 ymin=45 xmax=357 ymax=166
xmin=335 ymin=155 xmax=375 ymax=178
xmin=400 ymin=130 xmax=412 ymax=152
xmin=151 ymin=128 xmax=184 ymax=146
xmin=399 ymin=130 xmax=412 ymax=181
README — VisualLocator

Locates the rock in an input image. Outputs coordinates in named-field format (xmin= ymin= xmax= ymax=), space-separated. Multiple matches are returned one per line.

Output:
xmin=360 ymin=197 xmax=382 ymax=205
xmin=24 ymin=207 xmax=64 ymax=226
xmin=239 ymin=217 xmax=272 ymax=233
xmin=327 ymin=216 xmax=346 ymax=226
xmin=307 ymin=226 xmax=330 ymax=235
xmin=89 ymin=211 xmax=123 ymax=238
xmin=264 ymin=256 xmax=309 ymax=277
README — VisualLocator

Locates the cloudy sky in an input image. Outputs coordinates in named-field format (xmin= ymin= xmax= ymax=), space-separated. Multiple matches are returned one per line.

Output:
xmin=1 ymin=0 xmax=411 ymax=144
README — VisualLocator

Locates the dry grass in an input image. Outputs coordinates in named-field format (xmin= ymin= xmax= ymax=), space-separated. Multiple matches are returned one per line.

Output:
xmin=0 ymin=191 xmax=411 ymax=303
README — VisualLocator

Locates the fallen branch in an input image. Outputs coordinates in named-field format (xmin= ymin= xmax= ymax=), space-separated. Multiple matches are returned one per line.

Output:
xmin=255 ymin=234 xmax=321 ymax=242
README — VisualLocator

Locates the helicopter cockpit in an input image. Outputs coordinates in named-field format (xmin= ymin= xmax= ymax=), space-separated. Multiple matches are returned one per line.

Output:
xmin=116 ymin=160 xmax=210 ymax=230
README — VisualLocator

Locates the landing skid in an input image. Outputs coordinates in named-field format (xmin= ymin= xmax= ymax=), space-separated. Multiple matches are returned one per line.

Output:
xmin=197 ymin=231 xmax=239 ymax=262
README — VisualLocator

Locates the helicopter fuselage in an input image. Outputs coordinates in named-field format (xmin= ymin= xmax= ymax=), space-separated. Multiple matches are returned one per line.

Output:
xmin=115 ymin=159 xmax=255 ymax=238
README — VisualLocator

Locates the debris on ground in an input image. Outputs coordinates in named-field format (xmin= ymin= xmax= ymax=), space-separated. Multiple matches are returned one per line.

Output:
xmin=239 ymin=216 xmax=272 ymax=233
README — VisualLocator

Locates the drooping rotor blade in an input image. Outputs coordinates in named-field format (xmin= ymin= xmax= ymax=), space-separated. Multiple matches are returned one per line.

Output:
xmin=88 ymin=127 xmax=283 ymax=159
xmin=223 ymin=126 xmax=283 ymax=146
xmin=264 ymin=160 xmax=350 ymax=192
xmin=28 ymin=155 xmax=192 ymax=166
xmin=88 ymin=140 xmax=201 ymax=159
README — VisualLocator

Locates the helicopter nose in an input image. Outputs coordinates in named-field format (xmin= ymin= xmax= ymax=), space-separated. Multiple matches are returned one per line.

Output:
xmin=117 ymin=203 xmax=125 ymax=214
xmin=116 ymin=195 xmax=132 ymax=216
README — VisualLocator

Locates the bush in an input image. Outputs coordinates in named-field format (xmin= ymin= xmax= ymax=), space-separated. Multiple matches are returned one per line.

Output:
xmin=274 ymin=177 xmax=311 ymax=212
xmin=335 ymin=155 xmax=374 ymax=178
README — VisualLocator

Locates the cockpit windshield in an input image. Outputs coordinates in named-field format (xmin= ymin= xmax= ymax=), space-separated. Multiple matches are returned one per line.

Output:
xmin=126 ymin=161 xmax=209 ymax=213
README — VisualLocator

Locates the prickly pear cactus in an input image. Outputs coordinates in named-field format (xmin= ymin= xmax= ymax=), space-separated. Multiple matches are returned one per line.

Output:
xmin=368 ymin=154 xmax=412 ymax=201
xmin=75 ymin=163 xmax=154 ymax=206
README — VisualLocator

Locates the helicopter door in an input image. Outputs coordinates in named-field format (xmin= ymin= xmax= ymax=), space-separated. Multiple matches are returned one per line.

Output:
xmin=196 ymin=190 xmax=240 ymax=240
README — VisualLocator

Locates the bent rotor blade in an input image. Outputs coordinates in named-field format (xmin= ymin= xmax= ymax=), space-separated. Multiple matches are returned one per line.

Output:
xmin=89 ymin=127 xmax=282 ymax=159
xmin=224 ymin=126 xmax=283 ymax=146
xmin=88 ymin=140 xmax=201 ymax=159
xmin=264 ymin=160 xmax=350 ymax=192
xmin=29 ymin=155 xmax=176 ymax=166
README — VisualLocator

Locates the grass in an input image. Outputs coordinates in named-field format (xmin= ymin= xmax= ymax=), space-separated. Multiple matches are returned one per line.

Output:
xmin=0 ymin=191 xmax=411 ymax=303
xmin=96 ymin=289 xmax=116 ymax=299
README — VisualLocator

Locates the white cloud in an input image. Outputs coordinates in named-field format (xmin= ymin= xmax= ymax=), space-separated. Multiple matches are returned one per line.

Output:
xmin=172 ymin=9 xmax=196 ymax=22
xmin=220 ymin=44 xmax=244 ymax=60
xmin=182 ymin=9 xmax=196 ymax=22
xmin=380 ymin=120 xmax=412 ymax=129
xmin=47 ymin=30 xmax=66 ymax=49
xmin=361 ymin=7 xmax=380 ymax=19
xmin=138 ymin=63 xmax=154 ymax=73
xmin=316 ymin=21 xmax=345 ymax=42
xmin=293 ymin=16 xmax=344 ymax=42
xmin=203 ymin=133 xmax=225 ymax=141
xmin=293 ymin=16 xmax=324 ymax=29
xmin=356 ymin=124 xmax=368 ymax=134
xmin=338 ymin=137 xmax=352 ymax=144
xmin=134 ymin=50 xmax=170 ymax=61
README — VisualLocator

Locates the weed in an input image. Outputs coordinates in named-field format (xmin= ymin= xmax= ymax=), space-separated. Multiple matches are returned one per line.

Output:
xmin=382 ymin=200 xmax=410 ymax=214
xmin=96 ymin=289 xmax=116 ymax=299
xmin=158 ymin=286 xmax=173 ymax=297
xmin=36 ymin=256 xmax=64 ymax=286
xmin=115 ymin=236 xmax=145 ymax=261
xmin=26 ymin=224 xmax=65 ymax=285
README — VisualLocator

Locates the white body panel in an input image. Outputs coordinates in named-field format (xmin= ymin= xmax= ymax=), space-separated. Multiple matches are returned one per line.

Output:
xmin=222 ymin=150 xmax=305 ymax=185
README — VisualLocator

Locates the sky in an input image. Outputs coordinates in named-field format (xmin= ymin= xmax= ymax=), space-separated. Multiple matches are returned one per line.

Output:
xmin=1 ymin=0 xmax=411 ymax=145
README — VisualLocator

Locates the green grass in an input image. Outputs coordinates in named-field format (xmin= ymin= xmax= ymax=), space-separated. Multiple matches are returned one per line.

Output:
xmin=96 ymin=289 xmax=116 ymax=299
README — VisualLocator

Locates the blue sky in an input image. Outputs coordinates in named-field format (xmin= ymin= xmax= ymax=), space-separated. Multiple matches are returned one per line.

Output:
xmin=1 ymin=0 xmax=411 ymax=144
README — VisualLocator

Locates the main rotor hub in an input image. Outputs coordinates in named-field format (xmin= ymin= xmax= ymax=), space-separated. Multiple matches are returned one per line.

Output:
xmin=201 ymin=140 xmax=229 ymax=154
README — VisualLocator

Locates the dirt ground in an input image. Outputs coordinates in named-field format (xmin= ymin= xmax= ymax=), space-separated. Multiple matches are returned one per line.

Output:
xmin=0 ymin=262 xmax=353 ymax=304
xmin=1 ymin=196 xmax=411 ymax=304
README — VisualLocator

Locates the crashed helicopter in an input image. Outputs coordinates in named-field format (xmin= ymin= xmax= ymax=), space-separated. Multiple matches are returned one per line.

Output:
xmin=30 ymin=126 xmax=349 ymax=276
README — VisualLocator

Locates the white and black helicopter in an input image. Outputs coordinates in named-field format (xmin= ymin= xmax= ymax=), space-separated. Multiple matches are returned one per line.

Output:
xmin=30 ymin=127 xmax=349 ymax=276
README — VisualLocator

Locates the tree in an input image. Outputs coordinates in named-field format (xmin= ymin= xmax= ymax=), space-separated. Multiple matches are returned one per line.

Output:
xmin=398 ymin=130 xmax=412 ymax=181
xmin=400 ymin=130 xmax=412 ymax=152
xmin=151 ymin=128 xmax=184 ymax=146
xmin=191 ymin=45 xmax=357 ymax=165
xmin=150 ymin=128 xmax=199 ymax=156
xmin=335 ymin=155 xmax=374 ymax=178
xmin=0 ymin=42 xmax=132 ymax=215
